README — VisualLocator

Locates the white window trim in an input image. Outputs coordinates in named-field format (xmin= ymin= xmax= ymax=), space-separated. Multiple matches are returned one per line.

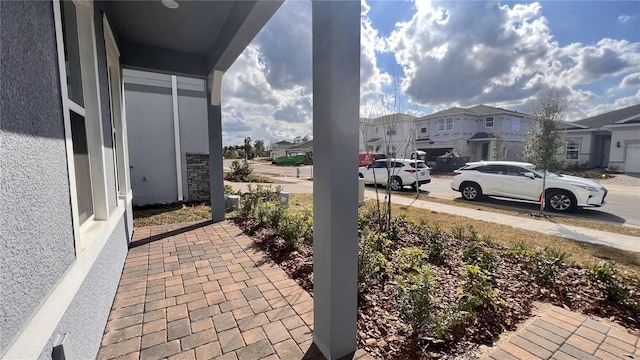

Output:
xmin=437 ymin=118 xmax=453 ymax=132
xmin=54 ymin=0 xmax=108 ymax=253
xmin=485 ymin=116 xmax=494 ymax=128
xmin=103 ymin=14 xmax=132 ymax=202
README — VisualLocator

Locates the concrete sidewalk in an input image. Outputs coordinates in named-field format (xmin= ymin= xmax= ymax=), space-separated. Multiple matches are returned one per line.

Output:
xmin=225 ymin=178 xmax=640 ymax=253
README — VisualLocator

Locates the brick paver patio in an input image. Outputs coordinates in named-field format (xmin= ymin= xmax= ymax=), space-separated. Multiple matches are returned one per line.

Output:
xmin=99 ymin=220 xmax=638 ymax=360
xmin=484 ymin=305 xmax=640 ymax=360
xmin=97 ymin=221 xmax=345 ymax=360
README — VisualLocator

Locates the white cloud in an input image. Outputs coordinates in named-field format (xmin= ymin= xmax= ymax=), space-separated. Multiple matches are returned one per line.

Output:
xmin=620 ymin=72 xmax=640 ymax=88
xmin=618 ymin=14 xmax=636 ymax=23
xmin=387 ymin=1 xmax=640 ymax=110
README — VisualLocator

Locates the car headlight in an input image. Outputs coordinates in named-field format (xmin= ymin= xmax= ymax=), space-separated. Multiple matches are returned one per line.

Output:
xmin=575 ymin=185 xmax=600 ymax=192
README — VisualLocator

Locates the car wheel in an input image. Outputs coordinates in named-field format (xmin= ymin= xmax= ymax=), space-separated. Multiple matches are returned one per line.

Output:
xmin=390 ymin=176 xmax=403 ymax=191
xmin=411 ymin=184 xmax=418 ymax=191
xmin=461 ymin=182 xmax=481 ymax=201
xmin=546 ymin=190 xmax=575 ymax=212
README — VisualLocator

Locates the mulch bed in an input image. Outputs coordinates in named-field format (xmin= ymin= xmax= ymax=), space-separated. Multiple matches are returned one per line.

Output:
xmin=234 ymin=215 xmax=640 ymax=359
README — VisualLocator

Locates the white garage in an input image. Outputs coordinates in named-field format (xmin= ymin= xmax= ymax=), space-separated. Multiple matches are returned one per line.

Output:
xmin=625 ymin=144 xmax=640 ymax=173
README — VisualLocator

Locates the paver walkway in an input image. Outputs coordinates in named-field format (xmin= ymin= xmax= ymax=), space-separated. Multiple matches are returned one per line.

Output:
xmin=98 ymin=220 xmax=638 ymax=360
xmin=97 ymin=221 xmax=363 ymax=360
xmin=484 ymin=304 xmax=640 ymax=360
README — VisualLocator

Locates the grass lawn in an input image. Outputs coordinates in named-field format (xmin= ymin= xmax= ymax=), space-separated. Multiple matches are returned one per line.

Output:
xmin=133 ymin=193 xmax=640 ymax=273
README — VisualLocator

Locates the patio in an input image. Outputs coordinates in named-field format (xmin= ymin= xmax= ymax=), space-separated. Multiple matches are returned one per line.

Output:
xmin=96 ymin=221 xmax=371 ymax=360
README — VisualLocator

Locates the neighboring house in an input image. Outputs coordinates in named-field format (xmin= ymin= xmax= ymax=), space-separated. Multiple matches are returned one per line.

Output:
xmin=557 ymin=104 xmax=640 ymax=173
xmin=414 ymin=105 xmax=534 ymax=162
xmin=124 ymin=69 xmax=208 ymax=205
xmin=359 ymin=113 xmax=417 ymax=158
xmin=2 ymin=1 xmax=364 ymax=359
xmin=285 ymin=139 xmax=314 ymax=156
xmin=270 ymin=140 xmax=294 ymax=159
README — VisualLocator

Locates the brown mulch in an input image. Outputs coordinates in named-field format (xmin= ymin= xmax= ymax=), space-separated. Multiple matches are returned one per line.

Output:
xmin=233 ymin=215 xmax=640 ymax=359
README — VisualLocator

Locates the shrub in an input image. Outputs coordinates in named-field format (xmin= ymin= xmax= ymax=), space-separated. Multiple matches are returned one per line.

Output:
xmin=361 ymin=228 xmax=391 ymax=256
xmin=225 ymin=160 xmax=253 ymax=181
xmin=395 ymin=264 xmax=436 ymax=336
xmin=451 ymin=224 xmax=480 ymax=241
xmin=272 ymin=208 xmax=313 ymax=250
xmin=396 ymin=248 xmax=428 ymax=276
xmin=358 ymin=239 xmax=389 ymax=292
xmin=239 ymin=185 xmax=282 ymax=219
xmin=256 ymin=201 xmax=286 ymax=228
xmin=504 ymin=243 xmax=567 ymax=285
xmin=224 ymin=184 xmax=237 ymax=194
xmin=462 ymin=240 xmax=497 ymax=272
xmin=421 ymin=225 xmax=448 ymax=264
xmin=586 ymin=262 xmax=629 ymax=302
xmin=458 ymin=265 xmax=502 ymax=312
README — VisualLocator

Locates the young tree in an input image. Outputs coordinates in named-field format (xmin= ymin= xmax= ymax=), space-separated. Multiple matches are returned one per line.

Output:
xmin=524 ymin=88 xmax=569 ymax=212
xmin=254 ymin=139 xmax=266 ymax=157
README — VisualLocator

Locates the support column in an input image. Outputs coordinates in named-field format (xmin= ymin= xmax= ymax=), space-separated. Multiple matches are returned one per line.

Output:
xmin=207 ymin=70 xmax=225 ymax=222
xmin=312 ymin=1 xmax=360 ymax=359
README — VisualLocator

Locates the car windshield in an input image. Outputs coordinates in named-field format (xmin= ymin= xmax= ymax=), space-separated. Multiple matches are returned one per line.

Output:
xmin=524 ymin=165 xmax=560 ymax=178
xmin=409 ymin=162 xmax=427 ymax=169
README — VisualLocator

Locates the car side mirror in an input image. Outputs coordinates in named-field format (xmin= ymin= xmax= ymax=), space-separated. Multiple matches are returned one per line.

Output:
xmin=523 ymin=172 xmax=535 ymax=179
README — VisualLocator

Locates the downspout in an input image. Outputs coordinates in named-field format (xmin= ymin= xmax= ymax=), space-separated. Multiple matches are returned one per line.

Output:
xmin=171 ymin=75 xmax=183 ymax=201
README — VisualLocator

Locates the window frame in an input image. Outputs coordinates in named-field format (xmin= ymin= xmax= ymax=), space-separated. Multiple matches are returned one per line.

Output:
xmin=485 ymin=116 xmax=494 ymax=128
xmin=566 ymin=139 xmax=580 ymax=160
xmin=437 ymin=117 xmax=454 ymax=132
xmin=54 ymin=0 xmax=109 ymax=253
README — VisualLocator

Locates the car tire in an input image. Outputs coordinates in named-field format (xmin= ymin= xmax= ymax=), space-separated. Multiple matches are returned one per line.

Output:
xmin=546 ymin=190 xmax=576 ymax=212
xmin=359 ymin=173 xmax=364 ymax=178
xmin=390 ymin=176 xmax=403 ymax=191
xmin=461 ymin=182 xmax=481 ymax=201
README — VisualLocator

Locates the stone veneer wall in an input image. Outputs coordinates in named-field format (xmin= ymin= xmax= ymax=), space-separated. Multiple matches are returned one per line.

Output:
xmin=186 ymin=153 xmax=210 ymax=202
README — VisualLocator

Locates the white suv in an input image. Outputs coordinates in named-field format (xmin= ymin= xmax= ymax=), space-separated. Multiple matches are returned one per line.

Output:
xmin=451 ymin=161 xmax=607 ymax=212
xmin=359 ymin=159 xmax=431 ymax=191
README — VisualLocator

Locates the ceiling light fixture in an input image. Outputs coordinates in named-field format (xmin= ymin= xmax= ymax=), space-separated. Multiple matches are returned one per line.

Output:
xmin=161 ymin=0 xmax=179 ymax=9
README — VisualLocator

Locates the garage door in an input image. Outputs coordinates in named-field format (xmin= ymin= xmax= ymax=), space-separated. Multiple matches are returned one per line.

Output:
xmin=625 ymin=144 xmax=640 ymax=173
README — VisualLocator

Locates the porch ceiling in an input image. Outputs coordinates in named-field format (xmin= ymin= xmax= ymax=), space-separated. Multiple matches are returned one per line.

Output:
xmin=109 ymin=0 xmax=282 ymax=77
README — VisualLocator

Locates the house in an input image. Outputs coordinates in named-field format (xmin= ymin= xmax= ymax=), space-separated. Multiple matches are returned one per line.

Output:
xmin=359 ymin=113 xmax=417 ymax=158
xmin=285 ymin=139 xmax=314 ymax=156
xmin=1 ymin=1 xmax=361 ymax=359
xmin=557 ymin=104 xmax=640 ymax=173
xmin=123 ymin=69 xmax=209 ymax=205
xmin=414 ymin=105 xmax=534 ymax=163
xmin=270 ymin=140 xmax=294 ymax=159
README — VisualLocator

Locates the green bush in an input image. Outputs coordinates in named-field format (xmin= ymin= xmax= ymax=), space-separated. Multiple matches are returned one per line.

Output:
xmin=462 ymin=240 xmax=497 ymax=272
xmin=225 ymin=160 xmax=254 ymax=181
xmin=586 ymin=262 xmax=629 ymax=302
xmin=239 ymin=185 xmax=282 ymax=219
xmin=395 ymin=264 xmax=436 ymax=336
xmin=504 ymin=243 xmax=567 ymax=285
xmin=224 ymin=184 xmax=237 ymax=194
xmin=396 ymin=248 xmax=428 ymax=276
xmin=256 ymin=201 xmax=286 ymax=228
xmin=358 ymin=238 xmax=389 ymax=292
xmin=272 ymin=208 xmax=313 ymax=250
xmin=458 ymin=265 xmax=502 ymax=312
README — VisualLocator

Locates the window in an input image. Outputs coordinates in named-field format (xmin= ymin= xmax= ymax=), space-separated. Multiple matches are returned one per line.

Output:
xmin=386 ymin=129 xmax=397 ymax=135
xmin=485 ymin=116 xmax=494 ymax=128
xmin=55 ymin=0 xmax=108 ymax=249
xmin=566 ymin=139 xmax=580 ymax=159
xmin=437 ymin=118 xmax=453 ymax=131
xmin=421 ymin=127 xmax=426 ymax=133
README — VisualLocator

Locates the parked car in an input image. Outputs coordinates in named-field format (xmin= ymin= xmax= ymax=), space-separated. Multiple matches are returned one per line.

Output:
xmin=359 ymin=152 xmax=386 ymax=167
xmin=359 ymin=159 xmax=431 ymax=191
xmin=450 ymin=161 xmax=608 ymax=212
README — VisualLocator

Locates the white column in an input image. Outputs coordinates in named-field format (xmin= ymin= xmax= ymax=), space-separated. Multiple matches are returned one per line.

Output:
xmin=171 ymin=75 xmax=183 ymax=201
xmin=312 ymin=1 xmax=360 ymax=359
xmin=207 ymin=70 xmax=225 ymax=222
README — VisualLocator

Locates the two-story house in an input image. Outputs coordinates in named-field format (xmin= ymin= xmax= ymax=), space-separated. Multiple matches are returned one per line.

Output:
xmin=359 ymin=113 xmax=418 ymax=158
xmin=415 ymin=105 xmax=534 ymax=162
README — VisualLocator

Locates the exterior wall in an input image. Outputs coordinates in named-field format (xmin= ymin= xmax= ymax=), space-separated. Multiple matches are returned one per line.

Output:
xmin=1 ymin=2 xmax=132 ymax=359
xmin=177 ymin=77 xmax=208 ymax=200
xmin=187 ymin=153 xmax=211 ymax=201
xmin=0 ymin=2 xmax=77 ymax=353
xmin=360 ymin=118 xmax=415 ymax=158
xmin=560 ymin=131 xmax=592 ymax=167
xmin=608 ymin=125 xmax=640 ymax=172
xmin=124 ymin=69 xmax=208 ymax=205
xmin=39 ymin=218 xmax=128 ymax=360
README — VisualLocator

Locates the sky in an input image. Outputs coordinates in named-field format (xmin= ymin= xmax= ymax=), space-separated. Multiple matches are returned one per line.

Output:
xmin=220 ymin=0 xmax=640 ymax=147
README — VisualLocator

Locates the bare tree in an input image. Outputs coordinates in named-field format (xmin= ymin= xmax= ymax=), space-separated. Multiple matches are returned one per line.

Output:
xmin=524 ymin=88 xmax=569 ymax=212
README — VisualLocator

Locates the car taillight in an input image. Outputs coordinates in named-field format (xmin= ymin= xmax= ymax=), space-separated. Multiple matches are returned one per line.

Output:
xmin=405 ymin=169 xmax=416 ymax=173
xmin=452 ymin=171 xmax=461 ymax=176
